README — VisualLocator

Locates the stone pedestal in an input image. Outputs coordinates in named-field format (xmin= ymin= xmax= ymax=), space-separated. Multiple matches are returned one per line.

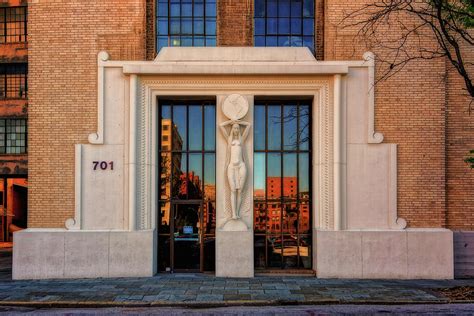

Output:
xmin=216 ymin=230 xmax=254 ymax=278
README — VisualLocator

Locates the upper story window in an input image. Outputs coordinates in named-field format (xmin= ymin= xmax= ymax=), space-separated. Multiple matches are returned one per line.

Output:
xmin=0 ymin=63 xmax=27 ymax=99
xmin=254 ymin=0 xmax=314 ymax=53
xmin=0 ymin=118 xmax=27 ymax=154
xmin=156 ymin=0 xmax=216 ymax=52
xmin=0 ymin=7 xmax=27 ymax=43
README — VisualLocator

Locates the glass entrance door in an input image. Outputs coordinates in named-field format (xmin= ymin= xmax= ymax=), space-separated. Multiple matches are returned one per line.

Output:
xmin=172 ymin=203 xmax=201 ymax=271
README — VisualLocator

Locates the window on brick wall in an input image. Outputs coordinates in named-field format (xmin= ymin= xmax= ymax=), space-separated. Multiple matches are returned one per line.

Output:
xmin=254 ymin=0 xmax=314 ymax=53
xmin=0 ymin=7 xmax=27 ymax=43
xmin=0 ymin=118 xmax=27 ymax=154
xmin=0 ymin=63 xmax=27 ymax=99
xmin=156 ymin=0 xmax=216 ymax=52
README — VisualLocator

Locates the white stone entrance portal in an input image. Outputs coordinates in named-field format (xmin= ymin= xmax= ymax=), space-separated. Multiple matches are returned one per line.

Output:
xmin=12 ymin=47 xmax=453 ymax=279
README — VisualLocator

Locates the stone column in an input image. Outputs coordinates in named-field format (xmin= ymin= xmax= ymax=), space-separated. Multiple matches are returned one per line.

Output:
xmin=215 ymin=94 xmax=254 ymax=278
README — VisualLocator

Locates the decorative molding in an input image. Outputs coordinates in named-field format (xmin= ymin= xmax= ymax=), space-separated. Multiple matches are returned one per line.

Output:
xmin=388 ymin=144 xmax=407 ymax=230
xmin=66 ymin=144 xmax=82 ymax=230
xmin=88 ymin=51 xmax=110 ymax=144
xmin=363 ymin=52 xmax=384 ymax=144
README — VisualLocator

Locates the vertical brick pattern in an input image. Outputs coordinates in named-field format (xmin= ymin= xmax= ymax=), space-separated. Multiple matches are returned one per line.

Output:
xmin=315 ymin=0 xmax=324 ymax=60
xmin=325 ymin=0 xmax=448 ymax=228
xmin=28 ymin=0 xmax=146 ymax=228
xmin=145 ymin=0 xmax=156 ymax=60
xmin=446 ymin=35 xmax=474 ymax=230
xmin=217 ymin=0 xmax=253 ymax=46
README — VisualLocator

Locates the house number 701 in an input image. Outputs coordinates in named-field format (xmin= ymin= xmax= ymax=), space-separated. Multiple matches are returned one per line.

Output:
xmin=92 ymin=161 xmax=114 ymax=171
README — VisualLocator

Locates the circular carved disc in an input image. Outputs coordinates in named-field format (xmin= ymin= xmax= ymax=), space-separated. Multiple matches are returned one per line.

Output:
xmin=222 ymin=94 xmax=249 ymax=120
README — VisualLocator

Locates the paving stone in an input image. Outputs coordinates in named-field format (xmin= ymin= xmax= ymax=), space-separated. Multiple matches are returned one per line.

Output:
xmin=196 ymin=294 xmax=224 ymax=301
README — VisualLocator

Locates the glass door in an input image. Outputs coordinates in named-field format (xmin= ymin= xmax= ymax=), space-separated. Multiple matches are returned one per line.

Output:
xmin=172 ymin=203 xmax=201 ymax=271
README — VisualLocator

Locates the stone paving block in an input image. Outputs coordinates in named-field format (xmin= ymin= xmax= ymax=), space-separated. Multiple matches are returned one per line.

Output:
xmin=168 ymin=294 xmax=197 ymax=302
xmin=196 ymin=294 xmax=224 ymax=301
xmin=238 ymin=289 xmax=264 ymax=294
xmin=224 ymin=294 xmax=251 ymax=300
xmin=159 ymin=290 xmax=187 ymax=295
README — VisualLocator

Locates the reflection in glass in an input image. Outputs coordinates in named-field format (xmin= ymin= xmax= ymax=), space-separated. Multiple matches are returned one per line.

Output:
xmin=298 ymin=153 xmax=309 ymax=199
xmin=173 ymin=204 xmax=200 ymax=270
xmin=267 ymin=153 xmax=281 ymax=199
xmin=254 ymin=202 xmax=266 ymax=233
xmin=172 ymin=153 xmax=187 ymax=199
xmin=158 ymin=236 xmax=170 ymax=271
xmin=299 ymin=106 xmax=310 ymax=150
xmin=254 ymin=153 xmax=266 ymax=199
xmin=283 ymin=154 xmax=297 ymax=199
xmin=159 ymin=153 xmax=171 ymax=200
xmin=283 ymin=235 xmax=298 ymax=268
xmin=298 ymin=235 xmax=312 ymax=268
xmin=254 ymin=235 xmax=266 ymax=268
xmin=299 ymin=201 xmax=311 ymax=234
xmin=158 ymin=201 xmax=171 ymax=233
xmin=254 ymin=106 xmax=266 ymax=150
xmin=204 ymin=105 xmax=215 ymax=151
xmin=204 ymin=154 xmax=216 ymax=201
xmin=188 ymin=153 xmax=203 ymax=199
xmin=268 ymin=235 xmax=282 ymax=268
xmin=203 ymin=201 xmax=216 ymax=234
xmin=188 ymin=106 xmax=202 ymax=150
xmin=268 ymin=106 xmax=281 ymax=150
xmin=173 ymin=105 xmax=187 ymax=150
xmin=267 ymin=202 xmax=281 ymax=233
xmin=283 ymin=105 xmax=297 ymax=149
xmin=283 ymin=202 xmax=298 ymax=234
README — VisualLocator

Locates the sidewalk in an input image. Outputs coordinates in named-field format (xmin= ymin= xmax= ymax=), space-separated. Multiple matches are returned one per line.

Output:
xmin=0 ymin=274 xmax=472 ymax=308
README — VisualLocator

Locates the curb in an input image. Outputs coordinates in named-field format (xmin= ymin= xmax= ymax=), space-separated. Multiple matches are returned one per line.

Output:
xmin=0 ymin=298 xmax=467 ymax=309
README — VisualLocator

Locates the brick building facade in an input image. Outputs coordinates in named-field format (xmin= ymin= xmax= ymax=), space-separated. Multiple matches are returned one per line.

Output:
xmin=9 ymin=0 xmax=473 ymax=279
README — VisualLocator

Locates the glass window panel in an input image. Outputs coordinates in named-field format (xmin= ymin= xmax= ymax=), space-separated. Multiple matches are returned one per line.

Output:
xmin=303 ymin=0 xmax=314 ymax=17
xmin=278 ymin=35 xmax=289 ymax=46
xmin=158 ymin=36 xmax=168 ymax=51
xmin=254 ymin=153 xmax=266 ymax=199
xmin=299 ymin=104 xmax=310 ymax=150
xmin=157 ymin=2 xmax=168 ymax=16
xmin=205 ymin=37 xmax=216 ymax=47
xmin=283 ymin=153 xmax=297 ymax=199
xmin=194 ymin=3 xmax=204 ymax=17
xmin=204 ymin=105 xmax=215 ymax=151
xmin=298 ymin=153 xmax=310 ymax=199
xmin=188 ymin=105 xmax=202 ymax=150
xmin=303 ymin=19 xmax=314 ymax=35
xmin=158 ymin=201 xmax=171 ymax=233
xmin=283 ymin=203 xmax=298 ymax=235
xmin=267 ymin=153 xmax=281 ymax=199
xmin=194 ymin=18 xmax=204 ymax=35
xmin=278 ymin=0 xmax=290 ymax=17
xmin=205 ymin=1 xmax=216 ymax=17
xmin=173 ymin=105 xmax=187 ymax=150
xmin=278 ymin=18 xmax=290 ymax=34
xmin=283 ymin=235 xmax=299 ymax=268
xmin=291 ymin=18 xmax=302 ymax=35
xmin=303 ymin=36 xmax=314 ymax=53
xmin=181 ymin=18 xmax=192 ymax=34
xmin=267 ymin=235 xmax=282 ymax=268
xmin=181 ymin=36 xmax=192 ymax=46
xmin=170 ymin=18 xmax=180 ymax=35
xmin=202 ymin=201 xmax=216 ymax=234
xmin=255 ymin=36 xmax=265 ymax=46
xmin=160 ymin=153 xmax=171 ymax=199
xmin=267 ymin=18 xmax=277 ymax=35
xmin=170 ymin=3 xmax=180 ymax=16
xmin=204 ymin=154 xmax=216 ymax=201
xmin=254 ymin=202 xmax=267 ymax=234
xmin=266 ymin=36 xmax=277 ymax=46
xmin=298 ymin=235 xmax=312 ymax=268
xmin=267 ymin=105 xmax=281 ymax=150
xmin=267 ymin=0 xmax=278 ymax=17
xmin=205 ymin=19 xmax=216 ymax=36
xmin=172 ymin=152 xmax=187 ymax=199
xmin=158 ymin=236 xmax=171 ymax=271
xmin=291 ymin=0 xmax=302 ymax=17
xmin=255 ymin=0 xmax=265 ymax=17
xmin=254 ymin=235 xmax=266 ymax=268
xmin=157 ymin=19 xmax=168 ymax=35
xmin=255 ymin=18 xmax=265 ymax=35
xmin=283 ymin=105 xmax=297 ymax=149
xmin=194 ymin=36 xmax=205 ymax=46
xmin=203 ymin=234 xmax=216 ymax=271
xmin=254 ymin=105 xmax=266 ymax=150
xmin=299 ymin=201 xmax=311 ymax=234
xmin=188 ymin=153 xmax=203 ymax=199
xmin=181 ymin=2 xmax=193 ymax=17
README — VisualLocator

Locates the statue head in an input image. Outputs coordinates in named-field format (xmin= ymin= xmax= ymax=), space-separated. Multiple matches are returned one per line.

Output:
xmin=231 ymin=123 xmax=240 ymax=137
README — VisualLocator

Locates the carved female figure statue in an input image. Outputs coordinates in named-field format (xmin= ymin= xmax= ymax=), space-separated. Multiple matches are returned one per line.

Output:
xmin=219 ymin=120 xmax=251 ymax=220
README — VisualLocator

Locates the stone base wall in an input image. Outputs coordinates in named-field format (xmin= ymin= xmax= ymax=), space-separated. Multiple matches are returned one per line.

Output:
xmin=316 ymin=229 xmax=454 ymax=279
xmin=12 ymin=229 xmax=156 ymax=280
